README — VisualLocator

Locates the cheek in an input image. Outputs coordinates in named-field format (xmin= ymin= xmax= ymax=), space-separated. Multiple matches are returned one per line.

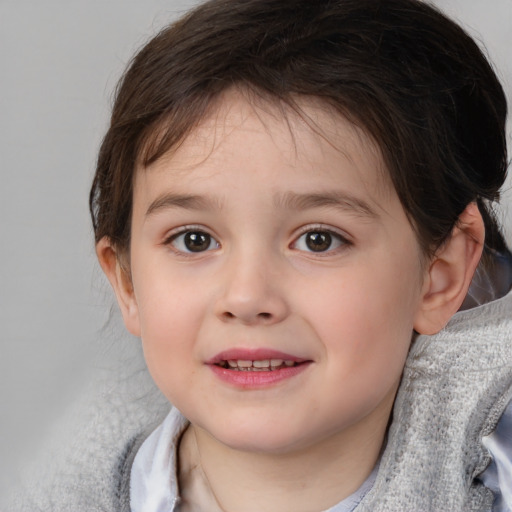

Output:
xmin=133 ymin=251 xmax=207 ymax=335
xmin=316 ymin=269 xmax=416 ymax=337
xmin=132 ymin=267 xmax=210 ymax=396
xmin=307 ymin=254 xmax=420 ymax=384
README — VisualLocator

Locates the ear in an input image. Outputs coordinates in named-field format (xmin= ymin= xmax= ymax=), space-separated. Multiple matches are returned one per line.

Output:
xmin=414 ymin=203 xmax=485 ymax=335
xmin=96 ymin=237 xmax=141 ymax=337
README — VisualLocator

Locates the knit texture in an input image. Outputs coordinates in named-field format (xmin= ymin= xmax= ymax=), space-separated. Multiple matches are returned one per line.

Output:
xmin=4 ymin=340 xmax=169 ymax=512
xmin=357 ymin=290 xmax=512 ymax=512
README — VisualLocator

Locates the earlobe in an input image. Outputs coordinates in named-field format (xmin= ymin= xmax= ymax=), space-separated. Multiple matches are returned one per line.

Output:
xmin=414 ymin=203 xmax=485 ymax=335
xmin=96 ymin=237 xmax=141 ymax=337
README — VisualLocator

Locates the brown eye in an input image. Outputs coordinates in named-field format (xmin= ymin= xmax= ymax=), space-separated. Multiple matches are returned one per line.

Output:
xmin=293 ymin=229 xmax=347 ymax=253
xmin=305 ymin=231 xmax=332 ymax=252
xmin=170 ymin=230 xmax=219 ymax=253
xmin=184 ymin=232 xmax=211 ymax=252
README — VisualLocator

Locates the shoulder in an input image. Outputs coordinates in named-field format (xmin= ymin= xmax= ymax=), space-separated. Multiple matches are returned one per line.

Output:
xmin=358 ymin=289 xmax=512 ymax=511
xmin=4 ymin=350 xmax=169 ymax=512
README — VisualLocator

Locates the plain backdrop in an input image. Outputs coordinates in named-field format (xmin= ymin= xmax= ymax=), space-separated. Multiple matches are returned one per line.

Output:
xmin=0 ymin=0 xmax=511 ymax=495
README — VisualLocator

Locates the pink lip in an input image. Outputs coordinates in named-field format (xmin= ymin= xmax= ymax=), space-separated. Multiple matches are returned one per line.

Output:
xmin=206 ymin=348 xmax=312 ymax=389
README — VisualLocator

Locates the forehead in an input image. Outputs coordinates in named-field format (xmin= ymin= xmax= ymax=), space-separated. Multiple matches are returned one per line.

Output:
xmin=134 ymin=91 xmax=394 ymax=208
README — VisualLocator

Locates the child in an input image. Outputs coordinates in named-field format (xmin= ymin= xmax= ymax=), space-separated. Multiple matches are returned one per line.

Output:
xmin=10 ymin=0 xmax=511 ymax=511
xmin=91 ymin=0 xmax=512 ymax=510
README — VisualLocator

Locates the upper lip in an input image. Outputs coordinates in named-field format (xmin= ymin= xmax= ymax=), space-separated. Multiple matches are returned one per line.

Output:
xmin=206 ymin=348 xmax=309 ymax=364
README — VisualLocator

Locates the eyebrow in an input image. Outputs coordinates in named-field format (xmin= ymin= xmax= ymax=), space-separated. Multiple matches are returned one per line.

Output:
xmin=146 ymin=193 xmax=222 ymax=216
xmin=274 ymin=191 xmax=379 ymax=219
xmin=145 ymin=190 xmax=378 ymax=219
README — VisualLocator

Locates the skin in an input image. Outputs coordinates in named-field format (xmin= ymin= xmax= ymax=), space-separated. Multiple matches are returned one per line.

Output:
xmin=98 ymin=91 xmax=484 ymax=511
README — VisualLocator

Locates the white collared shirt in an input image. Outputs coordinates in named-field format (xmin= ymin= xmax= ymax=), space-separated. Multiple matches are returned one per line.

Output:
xmin=130 ymin=407 xmax=378 ymax=512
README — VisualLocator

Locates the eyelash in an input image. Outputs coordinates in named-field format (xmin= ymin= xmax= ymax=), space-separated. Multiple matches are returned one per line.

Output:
xmin=163 ymin=225 xmax=351 ymax=256
xmin=164 ymin=226 xmax=220 ymax=255
xmin=291 ymin=225 xmax=351 ymax=255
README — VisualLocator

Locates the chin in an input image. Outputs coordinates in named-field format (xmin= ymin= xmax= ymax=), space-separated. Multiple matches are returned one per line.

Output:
xmin=221 ymin=433 xmax=301 ymax=455
xmin=204 ymin=416 xmax=322 ymax=455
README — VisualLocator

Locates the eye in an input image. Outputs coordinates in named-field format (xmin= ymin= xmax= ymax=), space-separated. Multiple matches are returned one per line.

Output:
xmin=293 ymin=229 xmax=347 ymax=253
xmin=168 ymin=230 xmax=219 ymax=253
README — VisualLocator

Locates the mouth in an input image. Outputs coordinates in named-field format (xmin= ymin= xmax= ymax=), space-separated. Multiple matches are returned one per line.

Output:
xmin=215 ymin=359 xmax=299 ymax=371
xmin=206 ymin=349 xmax=311 ymax=388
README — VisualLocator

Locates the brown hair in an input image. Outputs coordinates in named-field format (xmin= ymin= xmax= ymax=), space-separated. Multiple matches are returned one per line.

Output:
xmin=90 ymin=0 xmax=509 ymax=261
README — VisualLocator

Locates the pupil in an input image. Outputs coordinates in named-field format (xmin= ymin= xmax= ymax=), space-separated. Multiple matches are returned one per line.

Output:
xmin=184 ymin=232 xmax=211 ymax=252
xmin=306 ymin=231 xmax=331 ymax=252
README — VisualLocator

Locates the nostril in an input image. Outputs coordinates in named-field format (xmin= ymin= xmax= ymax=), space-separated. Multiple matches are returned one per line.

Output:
xmin=221 ymin=311 xmax=272 ymax=321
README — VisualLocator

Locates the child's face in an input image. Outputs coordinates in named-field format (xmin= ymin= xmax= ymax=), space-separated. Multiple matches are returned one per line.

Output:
xmin=125 ymin=92 xmax=428 ymax=454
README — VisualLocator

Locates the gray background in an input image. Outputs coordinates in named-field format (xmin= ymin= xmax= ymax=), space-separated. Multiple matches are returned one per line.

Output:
xmin=1 ymin=0 xmax=511 ymax=495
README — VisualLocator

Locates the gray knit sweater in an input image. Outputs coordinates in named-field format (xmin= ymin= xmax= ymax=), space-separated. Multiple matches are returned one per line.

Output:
xmin=357 ymin=288 xmax=512 ymax=511
xmin=5 ymin=289 xmax=512 ymax=512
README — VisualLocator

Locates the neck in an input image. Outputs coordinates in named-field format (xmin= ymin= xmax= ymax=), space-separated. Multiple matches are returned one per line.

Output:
xmin=182 ymin=408 xmax=389 ymax=512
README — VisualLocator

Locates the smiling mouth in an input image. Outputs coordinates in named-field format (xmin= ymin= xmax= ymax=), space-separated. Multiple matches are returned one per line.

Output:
xmin=216 ymin=359 xmax=299 ymax=371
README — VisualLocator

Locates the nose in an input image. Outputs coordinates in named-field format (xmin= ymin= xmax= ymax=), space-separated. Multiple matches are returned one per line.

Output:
xmin=214 ymin=252 xmax=289 ymax=326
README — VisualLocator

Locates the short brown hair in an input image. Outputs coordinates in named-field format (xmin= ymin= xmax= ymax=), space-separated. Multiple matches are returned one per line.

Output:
xmin=90 ymin=0 xmax=509 ymax=260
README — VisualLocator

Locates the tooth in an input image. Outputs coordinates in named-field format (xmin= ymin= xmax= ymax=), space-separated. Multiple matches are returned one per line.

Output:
xmin=270 ymin=359 xmax=283 ymax=367
xmin=253 ymin=360 xmax=270 ymax=368
xmin=284 ymin=360 xmax=294 ymax=366
xmin=237 ymin=360 xmax=252 ymax=368
xmin=228 ymin=360 xmax=238 ymax=368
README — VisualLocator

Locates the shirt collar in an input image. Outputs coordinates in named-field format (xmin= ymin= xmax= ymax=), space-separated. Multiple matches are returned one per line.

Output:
xmin=130 ymin=406 xmax=377 ymax=512
xmin=130 ymin=407 xmax=188 ymax=512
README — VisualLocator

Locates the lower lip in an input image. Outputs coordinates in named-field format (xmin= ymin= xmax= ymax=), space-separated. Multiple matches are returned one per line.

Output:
xmin=208 ymin=363 xmax=311 ymax=389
